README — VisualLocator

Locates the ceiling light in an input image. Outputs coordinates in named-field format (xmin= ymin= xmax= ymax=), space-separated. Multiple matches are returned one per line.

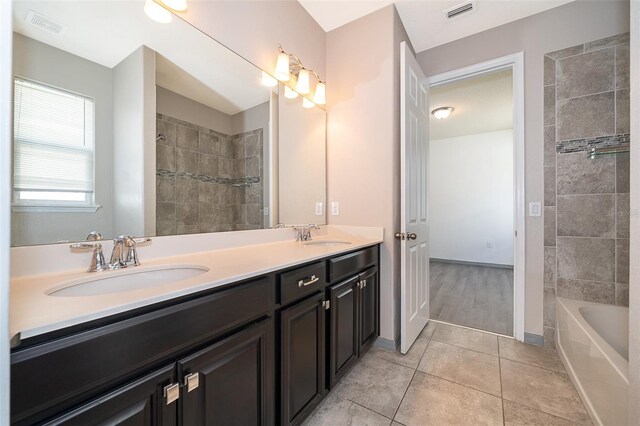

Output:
xmin=274 ymin=52 xmax=291 ymax=81
xmin=159 ymin=0 xmax=187 ymax=11
xmin=144 ymin=0 xmax=172 ymax=23
xmin=313 ymin=81 xmax=326 ymax=105
xmin=296 ymin=69 xmax=310 ymax=95
xmin=284 ymin=85 xmax=298 ymax=99
xmin=302 ymin=97 xmax=315 ymax=109
xmin=261 ymin=71 xmax=277 ymax=87
xmin=432 ymin=107 xmax=454 ymax=119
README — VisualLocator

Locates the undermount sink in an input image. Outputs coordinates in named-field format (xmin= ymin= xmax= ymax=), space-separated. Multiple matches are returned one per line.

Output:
xmin=303 ymin=240 xmax=352 ymax=247
xmin=47 ymin=265 xmax=210 ymax=297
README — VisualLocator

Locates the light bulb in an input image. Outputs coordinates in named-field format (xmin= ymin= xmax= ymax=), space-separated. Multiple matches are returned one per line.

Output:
xmin=274 ymin=52 xmax=291 ymax=81
xmin=261 ymin=71 xmax=278 ymax=87
xmin=313 ymin=81 xmax=326 ymax=105
xmin=159 ymin=0 xmax=187 ymax=11
xmin=284 ymin=85 xmax=298 ymax=99
xmin=296 ymin=69 xmax=310 ymax=95
xmin=431 ymin=107 xmax=454 ymax=119
xmin=144 ymin=0 xmax=172 ymax=23
xmin=302 ymin=97 xmax=315 ymax=109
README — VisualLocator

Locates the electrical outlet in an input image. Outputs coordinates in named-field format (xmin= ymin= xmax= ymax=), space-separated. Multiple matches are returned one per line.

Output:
xmin=315 ymin=202 xmax=323 ymax=216
xmin=486 ymin=241 xmax=493 ymax=248
xmin=331 ymin=202 xmax=340 ymax=216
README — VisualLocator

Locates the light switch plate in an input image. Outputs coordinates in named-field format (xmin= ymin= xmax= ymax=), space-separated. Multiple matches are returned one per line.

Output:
xmin=529 ymin=202 xmax=541 ymax=217
xmin=315 ymin=202 xmax=323 ymax=216
xmin=331 ymin=202 xmax=340 ymax=216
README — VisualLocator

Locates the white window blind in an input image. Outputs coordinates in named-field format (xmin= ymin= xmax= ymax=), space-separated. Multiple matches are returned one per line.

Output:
xmin=13 ymin=78 xmax=95 ymax=205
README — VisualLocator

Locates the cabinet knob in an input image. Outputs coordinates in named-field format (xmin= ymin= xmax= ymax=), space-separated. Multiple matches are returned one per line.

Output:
xmin=185 ymin=372 xmax=199 ymax=393
xmin=407 ymin=233 xmax=417 ymax=240
xmin=164 ymin=383 xmax=180 ymax=405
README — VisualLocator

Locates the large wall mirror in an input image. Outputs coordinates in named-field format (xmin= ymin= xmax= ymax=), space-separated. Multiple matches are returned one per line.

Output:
xmin=10 ymin=0 xmax=326 ymax=246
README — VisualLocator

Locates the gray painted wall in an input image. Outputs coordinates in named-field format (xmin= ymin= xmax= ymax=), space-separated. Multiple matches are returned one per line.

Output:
xmin=11 ymin=33 xmax=114 ymax=245
xmin=416 ymin=0 xmax=630 ymax=336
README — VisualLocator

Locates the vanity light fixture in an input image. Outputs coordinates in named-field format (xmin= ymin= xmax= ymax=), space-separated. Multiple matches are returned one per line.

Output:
xmin=159 ymin=0 xmax=187 ymax=11
xmin=261 ymin=71 xmax=278 ymax=87
xmin=431 ymin=106 xmax=454 ymax=119
xmin=144 ymin=0 xmax=172 ymax=23
xmin=284 ymin=85 xmax=299 ymax=99
xmin=270 ymin=46 xmax=326 ymax=107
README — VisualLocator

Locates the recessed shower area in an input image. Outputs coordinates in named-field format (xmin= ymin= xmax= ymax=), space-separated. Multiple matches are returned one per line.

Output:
xmin=428 ymin=68 xmax=516 ymax=336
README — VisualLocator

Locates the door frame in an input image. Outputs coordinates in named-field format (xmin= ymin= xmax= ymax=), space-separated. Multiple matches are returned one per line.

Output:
xmin=425 ymin=52 xmax=525 ymax=341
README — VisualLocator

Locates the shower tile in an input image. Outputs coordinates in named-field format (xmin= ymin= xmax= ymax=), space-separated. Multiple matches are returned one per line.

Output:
xmin=557 ymin=237 xmax=615 ymax=282
xmin=616 ymin=193 xmax=630 ymax=238
xmin=616 ymin=42 xmax=630 ymax=89
xmin=219 ymin=157 xmax=234 ymax=178
xmin=544 ymin=166 xmax=556 ymax=206
xmin=544 ymin=85 xmax=556 ymax=127
xmin=543 ymin=326 xmax=555 ymax=348
xmin=198 ymin=153 xmax=219 ymax=177
xmin=156 ymin=202 xmax=176 ymax=222
xmin=156 ymin=144 xmax=176 ymax=171
xmin=616 ymin=238 xmax=629 ymax=284
xmin=219 ymin=138 xmax=234 ymax=158
xmin=616 ymin=89 xmax=630 ymax=134
xmin=544 ymin=207 xmax=556 ymax=247
xmin=616 ymin=154 xmax=630 ymax=193
xmin=544 ymin=56 xmax=556 ymax=86
xmin=556 ymin=48 xmax=614 ymax=99
xmin=176 ymin=224 xmax=198 ymax=235
xmin=546 ymin=44 xmax=583 ymax=60
xmin=544 ymin=125 xmax=556 ymax=166
xmin=156 ymin=221 xmax=176 ymax=237
xmin=197 ymin=202 xmax=216 ymax=225
xmin=246 ymin=204 xmax=262 ymax=226
xmin=556 ymin=278 xmax=615 ymax=304
xmin=175 ymin=178 xmax=198 ymax=203
xmin=176 ymin=125 xmax=198 ymax=151
xmin=176 ymin=148 xmax=198 ymax=173
xmin=615 ymin=283 xmax=629 ymax=306
xmin=246 ymin=156 xmax=261 ymax=177
xmin=156 ymin=176 xmax=175 ymax=202
xmin=245 ymin=185 xmax=262 ymax=204
xmin=156 ymin=119 xmax=176 ymax=146
xmin=245 ymin=134 xmax=262 ymax=157
xmin=544 ymin=247 xmax=556 ymax=289
xmin=198 ymin=132 xmax=220 ymax=155
xmin=556 ymin=152 xmax=615 ymax=195
xmin=544 ymin=288 xmax=556 ymax=328
xmin=557 ymin=92 xmax=615 ymax=140
xmin=176 ymin=202 xmax=198 ymax=226
xmin=232 ymin=137 xmax=246 ymax=159
xmin=556 ymin=194 xmax=615 ymax=238
xmin=584 ymin=33 xmax=629 ymax=52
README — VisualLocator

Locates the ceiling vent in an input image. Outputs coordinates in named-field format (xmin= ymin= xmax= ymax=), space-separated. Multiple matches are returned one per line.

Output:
xmin=444 ymin=1 xmax=477 ymax=21
xmin=25 ymin=10 xmax=65 ymax=36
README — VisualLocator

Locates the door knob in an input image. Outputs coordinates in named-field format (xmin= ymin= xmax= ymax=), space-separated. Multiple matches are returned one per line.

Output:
xmin=407 ymin=233 xmax=417 ymax=240
xmin=395 ymin=233 xmax=405 ymax=240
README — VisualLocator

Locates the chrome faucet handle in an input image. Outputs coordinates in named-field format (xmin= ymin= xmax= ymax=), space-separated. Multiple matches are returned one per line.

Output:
xmin=70 ymin=240 xmax=107 ymax=272
xmin=85 ymin=231 xmax=103 ymax=241
xmin=123 ymin=236 xmax=140 ymax=267
xmin=109 ymin=235 xmax=130 ymax=269
xmin=302 ymin=224 xmax=320 ymax=241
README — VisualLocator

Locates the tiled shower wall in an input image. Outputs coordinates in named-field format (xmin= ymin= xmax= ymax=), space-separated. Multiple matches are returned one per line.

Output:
xmin=543 ymin=34 xmax=630 ymax=347
xmin=155 ymin=113 xmax=263 ymax=235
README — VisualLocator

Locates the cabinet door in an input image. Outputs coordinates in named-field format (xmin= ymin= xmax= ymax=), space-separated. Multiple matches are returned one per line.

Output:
xmin=280 ymin=293 xmax=325 ymax=425
xmin=179 ymin=319 xmax=273 ymax=426
xmin=328 ymin=276 xmax=359 ymax=388
xmin=44 ymin=365 xmax=176 ymax=426
xmin=359 ymin=267 xmax=379 ymax=352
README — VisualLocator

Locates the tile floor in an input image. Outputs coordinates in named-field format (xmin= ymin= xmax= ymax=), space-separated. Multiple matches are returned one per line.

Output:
xmin=303 ymin=322 xmax=591 ymax=426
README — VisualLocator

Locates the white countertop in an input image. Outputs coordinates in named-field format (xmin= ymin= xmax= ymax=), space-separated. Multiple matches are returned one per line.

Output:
xmin=10 ymin=233 xmax=382 ymax=341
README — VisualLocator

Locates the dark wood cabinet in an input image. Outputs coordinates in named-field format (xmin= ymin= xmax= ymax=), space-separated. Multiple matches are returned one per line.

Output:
xmin=280 ymin=292 xmax=326 ymax=425
xmin=359 ymin=267 xmax=379 ymax=352
xmin=328 ymin=276 xmax=359 ymax=388
xmin=44 ymin=365 xmax=176 ymax=426
xmin=179 ymin=319 xmax=273 ymax=426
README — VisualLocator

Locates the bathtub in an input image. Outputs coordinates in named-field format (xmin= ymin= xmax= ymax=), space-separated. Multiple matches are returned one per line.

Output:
xmin=556 ymin=297 xmax=629 ymax=426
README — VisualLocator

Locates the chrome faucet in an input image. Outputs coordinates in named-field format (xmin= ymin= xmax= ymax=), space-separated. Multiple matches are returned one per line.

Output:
xmin=110 ymin=235 xmax=140 ymax=269
xmin=294 ymin=224 xmax=320 ymax=241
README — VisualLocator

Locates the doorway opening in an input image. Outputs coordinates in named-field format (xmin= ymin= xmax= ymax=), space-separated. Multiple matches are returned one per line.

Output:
xmin=426 ymin=55 xmax=524 ymax=338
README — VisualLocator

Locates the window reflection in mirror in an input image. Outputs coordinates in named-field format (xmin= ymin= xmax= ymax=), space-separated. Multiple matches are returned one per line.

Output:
xmin=10 ymin=0 xmax=326 ymax=246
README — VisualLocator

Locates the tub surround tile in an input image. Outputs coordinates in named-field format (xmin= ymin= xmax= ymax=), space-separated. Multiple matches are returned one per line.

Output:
xmin=544 ymin=166 xmax=556 ymax=206
xmin=556 ymin=48 xmax=614 ymax=99
xmin=556 ymin=152 xmax=615 ymax=195
xmin=332 ymin=353 xmax=414 ymax=419
xmin=557 ymin=237 xmax=615 ymax=282
xmin=418 ymin=340 xmax=502 ymax=397
xmin=176 ymin=125 xmax=198 ymax=151
xmin=544 ymin=207 xmax=556 ymax=247
xmin=156 ymin=144 xmax=176 ymax=171
xmin=556 ymin=92 xmax=615 ymax=141
xmin=369 ymin=322 xmax=435 ymax=369
xmin=394 ymin=372 xmax=503 ymax=426
xmin=616 ymin=154 xmax=630 ymax=192
xmin=544 ymin=56 xmax=556 ymax=86
xmin=616 ymin=238 xmax=629 ymax=284
xmin=544 ymin=85 xmax=556 ymax=127
xmin=156 ymin=176 xmax=175 ymax=202
xmin=616 ymin=42 xmax=630 ymax=89
xmin=546 ymin=45 xmax=583 ymax=60
xmin=616 ymin=89 xmax=630 ymax=134
xmin=556 ymin=194 xmax=615 ymax=237
xmin=584 ymin=32 xmax=629 ymax=52
xmin=543 ymin=326 xmax=555 ymax=348
xmin=543 ymin=288 xmax=556 ymax=328
xmin=544 ymin=247 xmax=557 ymax=288
xmin=556 ymin=278 xmax=615 ymax=304
xmin=431 ymin=322 xmax=498 ymax=356
xmin=155 ymin=221 xmax=176 ymax=237
xmin=498 ymin=337 xmax=565 ymax=373
xmin=156 ymin=118 xmax=177 ymax=146
xmin=544 ymin=125 xmax=557 ymax=166
xmin=616 ymin=193 xmax=630 ymax=238
xmin=501 ymin=359 xmax=590 ymax=424
xmin=175 ymin=178 xmax=199 ymax=203
xmin=503 ymin=400 xmax=579 ymax=426
xmin=616 ymin=283 xmax=629 ymax=306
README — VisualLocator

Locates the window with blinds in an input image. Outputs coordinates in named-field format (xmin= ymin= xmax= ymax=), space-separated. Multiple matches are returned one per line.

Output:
xmin=13 ymin=78 xmax=95 ymax=207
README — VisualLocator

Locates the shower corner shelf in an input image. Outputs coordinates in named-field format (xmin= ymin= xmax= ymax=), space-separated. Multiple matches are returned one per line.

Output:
xmin=588 ymin=143 xmax=630 ymax=159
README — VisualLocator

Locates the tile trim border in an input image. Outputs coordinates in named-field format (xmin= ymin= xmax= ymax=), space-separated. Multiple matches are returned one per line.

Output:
xmin=156 ymin=169 xmax=261 ymax=187
xmin=557 ymin=133 xmax=630 ymax=154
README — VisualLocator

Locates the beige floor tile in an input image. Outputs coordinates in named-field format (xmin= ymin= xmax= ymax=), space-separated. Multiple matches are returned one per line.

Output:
xmin=333 ymin=352 xmax=415 ymax=418
xmin=498 ymin=336 xmax=566 ymax=372
xmin=369 ymin=322 xmax=436 ymax=369
xmin=431 ymin=322 xmax=499 ymax=356
xmin=417 ymin=340 xmax=501 ymax=396
xmin=501 ymin=358 xmax=591 ymax=424
xmin=503 ymin=400 xmax=581 ymax=425
xmin=303 ymin=391 xmax=392 ymax=426
xmin=394 ymin=372 xmax=503 ymax=426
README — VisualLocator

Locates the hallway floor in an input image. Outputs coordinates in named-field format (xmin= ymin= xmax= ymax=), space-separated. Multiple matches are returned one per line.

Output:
xmin=303 ymin=322 xmax=591 ymax=426
xmin=430 ymin=260 xmax=514 ymax=336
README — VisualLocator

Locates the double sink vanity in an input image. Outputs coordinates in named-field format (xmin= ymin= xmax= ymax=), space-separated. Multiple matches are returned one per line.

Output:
xmin=10 ymin=227 xmax=382 ymax=425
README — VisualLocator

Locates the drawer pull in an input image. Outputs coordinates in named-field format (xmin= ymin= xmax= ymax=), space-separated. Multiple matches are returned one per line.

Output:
xmin=298 ymin=275 xmax=319 ymax=287
xmin=164 ymin=383 xmax=180 ymax=405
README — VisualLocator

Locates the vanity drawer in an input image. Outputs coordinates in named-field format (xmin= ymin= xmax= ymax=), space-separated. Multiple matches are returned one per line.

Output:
xmin=279 ymin=261 xmax=326 ymax=305
xmin=10 ymin=276 xmax=273 ymax=425
xmin=328 ymin=245 xmax=379 ymax=283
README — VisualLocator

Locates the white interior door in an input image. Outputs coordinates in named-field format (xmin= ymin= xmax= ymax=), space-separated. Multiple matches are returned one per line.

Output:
xmin=400 ymin=42 xmax=429 ymax=354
